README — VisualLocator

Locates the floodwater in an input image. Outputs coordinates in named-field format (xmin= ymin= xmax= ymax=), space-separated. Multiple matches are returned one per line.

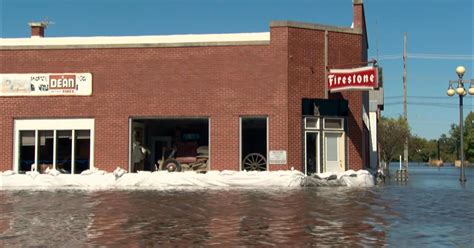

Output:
xmin=0 ymin=164 xmax=473 ymax=247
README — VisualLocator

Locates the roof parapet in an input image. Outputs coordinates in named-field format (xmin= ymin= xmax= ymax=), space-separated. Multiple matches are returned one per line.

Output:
xmin=270 ymin=21 xmax=362 ymax=34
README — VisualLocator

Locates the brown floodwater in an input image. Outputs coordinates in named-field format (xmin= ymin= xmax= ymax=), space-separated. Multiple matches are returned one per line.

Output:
xmin=0 ymin=164 xmax=473 ymax=247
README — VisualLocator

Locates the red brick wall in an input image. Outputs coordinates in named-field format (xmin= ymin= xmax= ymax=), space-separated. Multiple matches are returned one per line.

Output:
xmin=285 ymin=28 xmax=367 ymax=172
xmin=0 ymin=37 xmax=289 ymax=172
xmin=0 ymin=25 xmax=368 ymax=173
xmin=287 ymin=28 xmax=326 ymax=172
xmin=328 ymin=31 xmax=367 ymax=170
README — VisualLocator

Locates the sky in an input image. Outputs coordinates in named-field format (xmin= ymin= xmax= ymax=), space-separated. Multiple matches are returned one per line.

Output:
xmin=1 ymin=0 xmax=473 ymax=140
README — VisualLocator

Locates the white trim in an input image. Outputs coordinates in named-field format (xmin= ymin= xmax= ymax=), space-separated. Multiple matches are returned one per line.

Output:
xmin=304 ymin=131 xmax=320 ymax=175
xmin=13 ymin=118 xmax=94 ymax=172
xmin=323 ymin=118 xmax=344 ymax=130
xmin=71 ymin=130 xmax=75 ymax=174
xmin=329 ymin=86 xmax=374 ymax=93
xmin=53 ymin=130 xmax=57 ymax=169
xmin=369 ymin=112 xmax=378 ymax=170
xmin=34 ymin=130 xmax=38 ymax=168
xmin=329 ymin=65 xmax=376 ymax=74
xmin=304 ymin=117 xmax=319 ymax=129
xmin=0 ymin=32 xmax=270 ymax=47
xmin=15 ymin=118 xmax=94 ymax=130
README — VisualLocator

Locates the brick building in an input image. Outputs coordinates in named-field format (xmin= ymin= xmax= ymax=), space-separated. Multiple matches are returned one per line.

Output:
xmin=0 ymin=0 xmax=382 ymax=175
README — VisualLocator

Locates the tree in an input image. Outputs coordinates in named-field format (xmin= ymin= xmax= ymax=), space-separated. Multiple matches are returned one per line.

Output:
xmin=378 ymin=116 xmax=410 ymax=163
xmin=408 ymin=135 xmax=436 ymax=162
xmin=438 ymin=133 xmax=457 ymax=162
xmin=445 ymin=111 xmax=474 ymax=162
xmin=463 ymin=112 xmax=474 ymax=161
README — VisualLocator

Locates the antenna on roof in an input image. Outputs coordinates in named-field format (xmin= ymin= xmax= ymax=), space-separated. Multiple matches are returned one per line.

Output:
xmin=41 ymin=17 xmax=55 ymax=27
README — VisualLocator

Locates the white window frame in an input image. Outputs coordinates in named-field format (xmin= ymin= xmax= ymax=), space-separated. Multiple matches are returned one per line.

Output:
xmin=13 ymin=118 xmax=95 ymax=172
xmin=323 ymin=118 xmax=344 ymax=130
xmin=304 ymin=117 xmax=320 ymax=130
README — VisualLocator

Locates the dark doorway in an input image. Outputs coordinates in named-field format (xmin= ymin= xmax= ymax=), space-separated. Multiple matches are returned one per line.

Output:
xmin=305 ymin=132 xmax=319 ymax=175
xmin=241 ymin=117 xmax=267 ymax=171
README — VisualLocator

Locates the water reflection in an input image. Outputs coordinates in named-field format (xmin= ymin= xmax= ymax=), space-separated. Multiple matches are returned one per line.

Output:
xmin=0 ymin=165 xmax=473 ymax=247
xmin=0 ymin=188 xmax=387 ymax=247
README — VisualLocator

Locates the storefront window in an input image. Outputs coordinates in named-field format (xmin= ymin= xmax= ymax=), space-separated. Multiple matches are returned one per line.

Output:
xmin=75 ymin=130 xmax=90 ymax=174
xmin=38 ymin=130 xmax=54 ymax=169
xmin=19 ymin=130 xmax=35 ymax=172
xmin=56 ymin=130 xmax=72 ymax=173
xmin=15 ymin=118 xmax=94 ymax=173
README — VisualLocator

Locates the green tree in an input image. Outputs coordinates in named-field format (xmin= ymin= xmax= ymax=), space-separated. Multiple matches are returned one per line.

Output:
xmin=438 ymin=133 xmax=457 ymax=162
xmin=409 ymin=135 xmax=436 ymax=162
xmin=463 ymin=112 xmax=474 ymax=161
xmin=378 ymin=116 xmax=410 ymax=163
xmin=444 ymin=111 xmax=474 ymax=162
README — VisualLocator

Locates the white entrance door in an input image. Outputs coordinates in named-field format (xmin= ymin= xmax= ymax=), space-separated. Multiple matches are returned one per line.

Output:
xmin=324 ymin=132 xmax=345 ymax=173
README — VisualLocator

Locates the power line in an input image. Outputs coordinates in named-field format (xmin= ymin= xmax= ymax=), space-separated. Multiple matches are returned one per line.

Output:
xmin=409 ymin=54 xmax=473 ymax=60
xmin=384 ymin=101 xmax=470 ymax=109
xmin=385 ymin=95 xmax=461 ymax=100
xmin=376 ymin=53 xmax=474 ymax=61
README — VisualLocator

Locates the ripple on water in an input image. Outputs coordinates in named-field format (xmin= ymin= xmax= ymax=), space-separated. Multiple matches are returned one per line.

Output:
xmin=0 ymin=166 xmax=473 ymax=247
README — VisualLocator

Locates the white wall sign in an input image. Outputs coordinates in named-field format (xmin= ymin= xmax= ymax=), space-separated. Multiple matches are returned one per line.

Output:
xmin=0 ymin=73 xmax=92 ymax=96
xmin=269 ymin=150 xmax=287 ymax=164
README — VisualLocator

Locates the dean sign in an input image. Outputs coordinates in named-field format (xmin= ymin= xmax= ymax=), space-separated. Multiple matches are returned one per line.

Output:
xmin=0 ymin=73 xmax=92 ymax=96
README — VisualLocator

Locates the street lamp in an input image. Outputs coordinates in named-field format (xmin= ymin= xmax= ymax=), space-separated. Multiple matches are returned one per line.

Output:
xmin=447 ymin=65 xmax=474 ymax=182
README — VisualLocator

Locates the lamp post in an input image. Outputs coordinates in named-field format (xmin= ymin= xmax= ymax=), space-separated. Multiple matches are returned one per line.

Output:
xmin=447 ymin=66 xmax=474 ymax=183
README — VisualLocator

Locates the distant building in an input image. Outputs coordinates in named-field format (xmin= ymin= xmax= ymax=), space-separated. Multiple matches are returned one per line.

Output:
xmin=0 ymin=0 xmax=383 ymax=175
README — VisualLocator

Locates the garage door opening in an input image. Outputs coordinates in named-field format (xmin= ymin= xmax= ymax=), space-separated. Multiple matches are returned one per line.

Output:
xmin=240 ymin=117 xmax=267 ymax=171
xmin=130 ymin=118 xmax=209 ymax=172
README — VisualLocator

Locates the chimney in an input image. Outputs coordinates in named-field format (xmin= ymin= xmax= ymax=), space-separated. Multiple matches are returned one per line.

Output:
xmin=28 ymin=22 xmax=48 ymax=38
xmin=352 ymin=0 xmax=364 ymax=30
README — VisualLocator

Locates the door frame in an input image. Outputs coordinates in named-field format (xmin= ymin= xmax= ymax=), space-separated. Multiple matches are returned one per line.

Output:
xmin=304 ymin=130 xmax=320 ymax=175
xmin=239 ymin=116 xmax=269 ymax=171
xmin=323 ymin=130 xmax=345 ymax=173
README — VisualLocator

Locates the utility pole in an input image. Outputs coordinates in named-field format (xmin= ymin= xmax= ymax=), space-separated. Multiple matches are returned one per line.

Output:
xmin=403 ymin=33 xmax=408 ymax=168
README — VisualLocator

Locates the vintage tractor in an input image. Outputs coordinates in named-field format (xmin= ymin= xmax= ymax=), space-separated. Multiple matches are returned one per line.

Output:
xmin=156 ymin=142 xmax=208 ymax=172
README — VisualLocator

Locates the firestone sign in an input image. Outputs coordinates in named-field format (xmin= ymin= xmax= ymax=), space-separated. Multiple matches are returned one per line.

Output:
xmin=328 ymin=66 xmax=378 ymax=92
xmin=0 ymin=73 xmax=92 ymax=96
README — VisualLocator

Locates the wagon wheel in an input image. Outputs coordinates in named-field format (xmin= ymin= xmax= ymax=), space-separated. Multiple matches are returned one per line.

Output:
xmin=162 ymin=159 xmax=182 ymax=172
xmin=242 ymin=153 xmax=267 ymax=171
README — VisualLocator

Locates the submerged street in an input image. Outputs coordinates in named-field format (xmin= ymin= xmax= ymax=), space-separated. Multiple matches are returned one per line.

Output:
xmin=0 ymin=164 xmax=472 ymax=247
